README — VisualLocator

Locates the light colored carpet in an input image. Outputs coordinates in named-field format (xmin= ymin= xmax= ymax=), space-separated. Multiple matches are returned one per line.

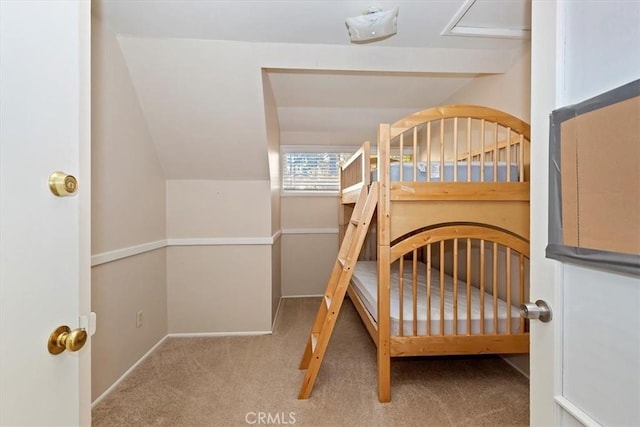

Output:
xmin=92 ymin=297 xmax=529 ymax=426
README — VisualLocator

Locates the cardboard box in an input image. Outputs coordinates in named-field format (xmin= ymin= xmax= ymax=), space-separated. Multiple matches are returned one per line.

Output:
xmin=559 ymin=96 xmax=640 ymax=255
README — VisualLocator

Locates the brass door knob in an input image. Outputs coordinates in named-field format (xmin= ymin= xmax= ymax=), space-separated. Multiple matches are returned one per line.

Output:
xmin=49 ymin=171 xmax=78 ymax=196
xmin=48 ymin=325 xmax=87 ymax=355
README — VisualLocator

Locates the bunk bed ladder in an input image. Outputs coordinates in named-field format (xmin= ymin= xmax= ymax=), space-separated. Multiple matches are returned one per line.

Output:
xmin=297 ymin=182 xmax=379 ymax=399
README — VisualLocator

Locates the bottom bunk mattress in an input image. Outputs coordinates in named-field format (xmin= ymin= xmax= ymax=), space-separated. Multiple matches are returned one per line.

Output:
xmin=351 ymin=260 xmax=522 ymax=336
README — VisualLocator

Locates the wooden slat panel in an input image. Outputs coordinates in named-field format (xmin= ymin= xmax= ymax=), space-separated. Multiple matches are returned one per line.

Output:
xmin=453 ymin=238 xmax=458 ymax=335
xmin=458 ymin=135 xmax=525 ymax=162
xmin=340 ymin=141 xmax=370 ymax=191
xmin=390 ymin=334 xmax=530 ymax=356
xmin=493 ymin=123 xmax=499 ymax=181
xmin=439 ymin=241 xmax=445 ymax=336
xmin=519 ymin=134 xmax=525 ymax=182
xmin=440 ymin=118 xmax=445 ymax=182
xmin=453 ymin=117 xmax=459 ymax=182
xmin=467 ymin=117 xmax=472 ymax=181
xmin=426 ymin=244 xmax=432 ymax=336
xmin=506 ymin=128 xmax=512 ymax=182
xmin=398 ymin=257 xmax=404 ymax=337
xmin=399 ymin=133 xmax=404 ymax=181
xmin=390 ymin=182 xmax=530 ymax=201
xmin=426 ymin=122 xmax=432 ymax=183
xmin=389 ymin=202 xmax=530 ymax=243
xmin=481 ymin=119 xmax=486 ymax=181
xmin=466 ymin=238 xmax=472 ymax=335
xmin=390 ymin=105 xmax=531 ymax=139
xmin=520 ymin=253 xmax=526 ymax=333
xmin=412 ymin=249 xmax=418 ymax=336
xmin=480 ymin=240 xmax=486 ymax=334
xmin=341 ymin=188 xmax=362 ymax=204
xmin=412 ymin=127 xmax=418 ymax=182
xmin=493 ymin=242 xmax=498 ymax=334
xmin=506 ymin=247 xmax=512 ymax=334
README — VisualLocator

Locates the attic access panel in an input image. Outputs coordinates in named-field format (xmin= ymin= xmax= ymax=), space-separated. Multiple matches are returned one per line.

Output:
xmin=546 ymin=79 xmax=640 ymax=276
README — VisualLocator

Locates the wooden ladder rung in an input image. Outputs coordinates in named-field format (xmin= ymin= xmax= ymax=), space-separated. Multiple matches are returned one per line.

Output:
xmin=298 ymin=182 xmax=378 ymax=400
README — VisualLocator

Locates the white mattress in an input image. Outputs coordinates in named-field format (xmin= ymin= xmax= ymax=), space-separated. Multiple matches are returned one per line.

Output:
xmin=351 ymin=261 xmax=521 ymax=336
xmin=371 ymin=161 xmax=519 ymax=182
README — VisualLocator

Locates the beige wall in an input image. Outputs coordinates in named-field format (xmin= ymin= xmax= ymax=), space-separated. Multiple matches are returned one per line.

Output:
xmin=262 ymin=70 xmax=282 ymax=321
xmin=166 ymin=180 xmax=271 ymax=238
xmin=117 ymin=35 xmax=517 ymax=181
xmin=167 ymin=245 xmax=272 ymax=333
xmin=444 ymin=44 xmax=532 ymax=122
xmin=91 ymin=250 xmax=167 ymax=399
xmin=91 ymin=23 xmax=166 ymax=255
xmin=282 ymin=196 xmax=339 ymax=229
xmin=92 ymin=25 xmax=284 ymax=398
xmin=91 ymin=17 xmax=168 ymax=400
xmin=281 ymin=196 xmax=339 ymax=296
xmin=282 ymin=232 xmax=338 ymax=296
xmin=166 ymin=179 xmax=274 ymax=332
xmin=262 ymin=70 xmax=281 ymax=235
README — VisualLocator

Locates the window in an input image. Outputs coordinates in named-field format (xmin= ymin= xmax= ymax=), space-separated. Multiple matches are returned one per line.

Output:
xmin=281 ymin=146 xmax=356 ymax=194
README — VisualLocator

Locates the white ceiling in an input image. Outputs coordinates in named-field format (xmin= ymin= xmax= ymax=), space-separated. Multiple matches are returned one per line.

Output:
xmin=269 ymin=70 xmax=478 ymax=141
xmin=94 ymin=0 xmax=531 ymax=179
xmin=95 ymin=0 xmax=530 ymax=48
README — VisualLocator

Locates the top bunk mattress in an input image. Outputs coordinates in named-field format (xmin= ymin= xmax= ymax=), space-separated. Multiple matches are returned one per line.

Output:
xmin=351 ymin=260 xmax=521 ymax=336
xmin=371 ymin=161 xmax=520 ymax=182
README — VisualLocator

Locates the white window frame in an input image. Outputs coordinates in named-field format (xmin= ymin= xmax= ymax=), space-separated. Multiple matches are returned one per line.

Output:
xmin=280 ymin=145 xmax=359 ymax=196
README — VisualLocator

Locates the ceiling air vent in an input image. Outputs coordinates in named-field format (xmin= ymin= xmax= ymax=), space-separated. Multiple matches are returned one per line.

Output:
xmin=442 ymin=0 xmax=531 ymax=39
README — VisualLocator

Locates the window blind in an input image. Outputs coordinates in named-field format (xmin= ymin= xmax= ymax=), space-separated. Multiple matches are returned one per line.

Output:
xmin=281 ymin=147 xmax=354 ymax=193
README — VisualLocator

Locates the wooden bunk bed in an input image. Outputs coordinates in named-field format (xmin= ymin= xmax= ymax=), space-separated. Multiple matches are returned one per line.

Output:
xmin=298 ymin=105 xmax=531 ymax=403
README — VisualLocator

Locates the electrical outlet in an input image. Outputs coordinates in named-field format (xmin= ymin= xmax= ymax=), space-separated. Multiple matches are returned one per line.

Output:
xmin=136 ymin=310 xmax=143 ymax=328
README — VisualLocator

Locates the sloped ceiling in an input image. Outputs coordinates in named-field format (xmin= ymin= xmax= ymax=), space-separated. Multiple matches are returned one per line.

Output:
xmin=94 ymin=0 xmax=531 ymax=180
xmin=270 ymin=70 xmax=479 ymax=146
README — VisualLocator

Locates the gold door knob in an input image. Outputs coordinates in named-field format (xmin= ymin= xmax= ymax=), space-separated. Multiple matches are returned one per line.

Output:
xmin=48 ymin=325 xmax=87 ymax=355
xmin=49 ymin=171 xmax=78 ymax=196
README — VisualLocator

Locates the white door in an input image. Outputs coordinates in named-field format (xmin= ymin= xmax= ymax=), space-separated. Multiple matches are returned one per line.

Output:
xmin=530 ymin=1 xmax=640 ymax=426
xmin=0 ymin=1 xmax=91 ymax=426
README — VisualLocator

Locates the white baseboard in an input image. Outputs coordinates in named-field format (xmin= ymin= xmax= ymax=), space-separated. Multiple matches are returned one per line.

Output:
xmin=500 ymin=355 xmax=530 ymax=379
xmin=91 ymin=335 xmax=168 ymax=407
xmin=282 ymin=228 xmax=338 ymax=235
xmin=167 ymin=331 xmax=272 ymax=338
xmin=272 ymin=297 xmax=284 ymax=331
xmin=281 ymin=294 xmax=323 ymax=298
xmin=554 ymin=396 xmax=602 ymax=427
